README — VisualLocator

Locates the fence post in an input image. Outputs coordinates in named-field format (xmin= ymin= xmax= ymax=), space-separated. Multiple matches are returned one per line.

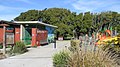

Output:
xmin=54 ymin=40 xmax=56 ymax=49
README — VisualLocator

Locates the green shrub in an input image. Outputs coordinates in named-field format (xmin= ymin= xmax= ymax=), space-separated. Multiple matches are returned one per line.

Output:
xmin=11 ymin=41 xmax=28 ymax=54
xmin=102 ymin=38 xmax=120 ymax=53
xmin=0 ymin=45 xmax=2 ymax=49
xmin=53 ymin=50 xmax=69 ymax=67
xmin=0 ymin=43 xmax=2 ymax=49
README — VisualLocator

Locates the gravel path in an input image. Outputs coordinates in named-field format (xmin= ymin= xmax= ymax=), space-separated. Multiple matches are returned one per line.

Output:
xmin=0 ymin=41 xmax=70 ymax=67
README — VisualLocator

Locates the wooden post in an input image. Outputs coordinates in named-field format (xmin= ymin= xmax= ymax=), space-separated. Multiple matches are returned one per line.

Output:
xmin=20 ymin=24 xmax=23 ymax=41
xmin=15 ymin=28 xmax=20 ymax=42
xmin=0 ymin=24 xmax=9 ymax=55
xmin=32 ymin=28 xmax=37 ymax=46
xmin=3 ymin=26 xmax=6 ymax=55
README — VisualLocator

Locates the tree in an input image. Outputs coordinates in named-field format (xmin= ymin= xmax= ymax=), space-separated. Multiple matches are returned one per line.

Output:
xmin=14 ymin=8 xmax=120 ymax=37
xmin=15 ymin=10 xmax=43 ymax=21
xmin=14 ymin=8 xmax=76 ymax=37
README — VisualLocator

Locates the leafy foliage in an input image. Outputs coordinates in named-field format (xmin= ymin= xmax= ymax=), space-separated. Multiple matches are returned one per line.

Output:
xmin=14 ymin=8 xmax=120 ymax=37
xmin=102 ymin=35 xmax=120 ymax=53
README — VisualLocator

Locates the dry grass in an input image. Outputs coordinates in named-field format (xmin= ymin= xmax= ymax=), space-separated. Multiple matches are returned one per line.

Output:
xmin=68 ymin=46 xmax=119 ymax=67
xmin=53 ymin=39 xmax=119 ymax=67
xmin=0 ymin=52 xmax=6 ymax=59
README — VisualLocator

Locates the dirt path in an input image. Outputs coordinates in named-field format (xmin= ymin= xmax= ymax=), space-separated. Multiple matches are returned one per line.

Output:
xmin=0 ymin=41 xmax=70 ymax=67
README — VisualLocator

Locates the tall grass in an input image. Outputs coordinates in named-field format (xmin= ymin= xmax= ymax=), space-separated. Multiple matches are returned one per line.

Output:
xmin=68 ymin=47 xmax=118 ymax=67
xmin=53 ymin=50 xmax=69 ymax=67
xmin=53 ymin=40 xmax=119 ymax=67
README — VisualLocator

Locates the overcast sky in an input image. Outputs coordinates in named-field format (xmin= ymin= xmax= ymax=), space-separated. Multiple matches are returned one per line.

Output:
xmin=0 ymin=0 xmax=120 ymax=21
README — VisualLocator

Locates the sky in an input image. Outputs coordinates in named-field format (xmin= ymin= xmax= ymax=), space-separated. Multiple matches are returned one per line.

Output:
xmin=0 ymin=0 xmax=120 ymax=21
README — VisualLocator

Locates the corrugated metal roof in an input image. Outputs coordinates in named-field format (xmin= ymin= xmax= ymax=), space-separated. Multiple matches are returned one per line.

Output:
xmin=14 ymin=21 xmax=58 ymax=28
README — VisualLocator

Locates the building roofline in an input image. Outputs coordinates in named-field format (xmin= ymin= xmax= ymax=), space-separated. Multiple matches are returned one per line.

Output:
xmin=14 ymin=21 xmax=58 ymax=28
xmin=0 ymin=20 xmax=19 ymax=25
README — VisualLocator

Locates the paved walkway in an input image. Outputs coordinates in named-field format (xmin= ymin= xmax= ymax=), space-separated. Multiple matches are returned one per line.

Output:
xmin=0 ymin=41 xmax=70 ymax=67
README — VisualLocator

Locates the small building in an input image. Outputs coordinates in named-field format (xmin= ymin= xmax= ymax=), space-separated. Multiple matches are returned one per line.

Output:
xmin=0 ymin=20 xmax=57 ymax=47
xmin=0 ymin=20 xmax=19 ymax=46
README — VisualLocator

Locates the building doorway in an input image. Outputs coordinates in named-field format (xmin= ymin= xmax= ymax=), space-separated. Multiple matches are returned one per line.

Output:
xmin=23 ymin=27 xmax=32 ymax=45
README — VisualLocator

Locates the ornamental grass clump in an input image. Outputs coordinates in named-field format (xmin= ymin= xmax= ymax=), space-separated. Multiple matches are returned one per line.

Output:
xmin=53 ymin=50 xmax=69 ymax=67
xmin=10 ymin=41 xmax=28 ymax=55
xmin=70 ymin=40 xmax=80 ymax=52
xmin=68 ymin=40 xmax=119 ymax=67
xmin=53 ymin=40 xmax=119 ymax=67
xmin=68 ymin=47 xmax=118 ymax=67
